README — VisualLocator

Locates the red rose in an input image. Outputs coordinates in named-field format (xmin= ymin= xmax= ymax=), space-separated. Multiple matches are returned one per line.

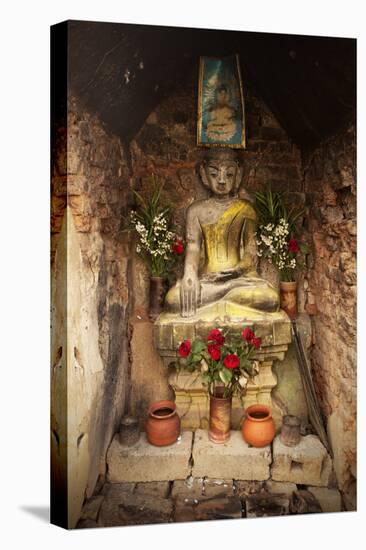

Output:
xmin=223 ymin=354 xmax=240 ymax=369
xmin=207 ymin=328 xmax=225 ymax=346
xmin=251 ymin=337 xmax=262 ymax=349
xmin=173 ymin=239 xmax=185 ymax=255
xmin=178 ymin=340 xmax=191 ymax=358
xmin=242 ymin=327 xmax=255 ymax=342
xmin=208 ymin=344 xmax=221 ymax=361
xmin=288 ymin=238 xmax=300 ymax=253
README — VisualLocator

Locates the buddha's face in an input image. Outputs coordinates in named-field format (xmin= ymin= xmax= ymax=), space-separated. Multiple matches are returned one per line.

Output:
xmin=217 ymin=88 xmax=229 ymax=106
xmin=205 ymin=160 xmax=237 ymax=197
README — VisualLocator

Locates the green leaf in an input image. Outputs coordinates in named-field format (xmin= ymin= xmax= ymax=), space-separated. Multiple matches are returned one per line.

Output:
xmin=190 ymin=353 xmax=202 ymax=363
xmin=191 ymin=340 xmax=206 ymax=354
xmin=299 ymin=242 xmax=309 ymax=254
xmin=219 ymin=368 xmax=233 ymax=384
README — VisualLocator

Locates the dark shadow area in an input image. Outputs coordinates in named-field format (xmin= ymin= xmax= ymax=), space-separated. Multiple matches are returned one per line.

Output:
xmin=20 ymin=506 xmax=50 ymax=523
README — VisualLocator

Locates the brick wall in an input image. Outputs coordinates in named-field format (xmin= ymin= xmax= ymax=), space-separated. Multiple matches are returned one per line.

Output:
xmin=303 ymin=124 xmax=356 ymax=507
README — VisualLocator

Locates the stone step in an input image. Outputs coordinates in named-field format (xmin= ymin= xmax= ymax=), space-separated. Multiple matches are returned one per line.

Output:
xmin=106 ymin=428 xmax=334 ymax=489
xmin=271 ymin=434 xmax=332 ymax=487
xmin=107 ymin=431 xmax=193 ymax=482
xmin=192 ymin=429 xmax=271 ymax=480
xmin=246 ymin=493 xmax=290 ymax=517
xmin=307 ymin=487 xmax=342 ymax=513
xmin=174 ymin=496 xmax=243 ymax=522
xmin=98 ymin=492 xmax=173 ymax=527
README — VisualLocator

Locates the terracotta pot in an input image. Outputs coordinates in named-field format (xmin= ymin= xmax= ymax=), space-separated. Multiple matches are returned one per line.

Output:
xmin=146 ymin=400 xmax=180 ymax=446
xmin=149 ymin=276 xmax=166 ymax=320
xmin=280 ymin=281 xmax=298 ymax=319
xmin=242 ymin=404 xmax=276 ymax=447
xmin=208 ymin=387 xmax=232 ymax=444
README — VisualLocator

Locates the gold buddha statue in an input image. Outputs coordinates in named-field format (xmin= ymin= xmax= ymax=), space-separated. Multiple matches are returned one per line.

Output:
xmin=165 ymin=149 xmax=279 ymax=320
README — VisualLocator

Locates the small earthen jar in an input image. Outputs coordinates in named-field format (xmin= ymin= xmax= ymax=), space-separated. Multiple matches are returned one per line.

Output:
xmin=280 ymin=281 xmax=298 ymax=319
xmin=280 ymin=415 xmax=301 ymax=447
xmin=119 ymin=415 xmax=140 ymax=447
xmin=242 ymin=404 xmax=276 ymax=447
xmin=146 ymin=400 xmax=180 ymax=446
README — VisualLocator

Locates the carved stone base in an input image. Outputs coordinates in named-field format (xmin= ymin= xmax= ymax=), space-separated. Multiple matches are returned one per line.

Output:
xmin=169 ymin=363 xmax=278 ymax=430
xmin=154 ymin=310 xmax=292 ymax=430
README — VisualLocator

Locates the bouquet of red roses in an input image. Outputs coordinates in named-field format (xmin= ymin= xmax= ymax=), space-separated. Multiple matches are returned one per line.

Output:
xmin=177 ymin=327 xmax=262 ymax=399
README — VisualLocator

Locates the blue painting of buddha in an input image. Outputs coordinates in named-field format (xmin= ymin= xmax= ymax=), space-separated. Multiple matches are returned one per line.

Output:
xmin=198 ymin=55 xmax=245 ymax=148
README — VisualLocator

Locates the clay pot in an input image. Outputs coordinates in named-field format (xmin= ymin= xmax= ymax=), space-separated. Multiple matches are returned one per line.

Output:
xmin=149 ymin=277 xmax=166 ymax=320
xmin=280 ymin=281 xmax=298 ymax=319
xmin=146 ymin=400 xmax=180 ymax=446
xmin=242 ymin=404 xmax=276 ymax=447
xmin=119 ymin=415 xmax=140 ymax=447
xmin=208 ymin=387 xmax=232 ymax=444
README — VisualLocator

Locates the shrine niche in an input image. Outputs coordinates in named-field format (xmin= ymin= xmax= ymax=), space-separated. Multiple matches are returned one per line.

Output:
xmin=51 ymin=19 xmax=356 ymax=530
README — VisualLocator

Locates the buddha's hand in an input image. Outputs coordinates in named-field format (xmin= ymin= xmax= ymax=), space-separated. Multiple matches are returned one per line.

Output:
xmin=207 ymin=266 xmax=242 ymax=282
xmin=180 ymin=273 xmax=200 ymax=317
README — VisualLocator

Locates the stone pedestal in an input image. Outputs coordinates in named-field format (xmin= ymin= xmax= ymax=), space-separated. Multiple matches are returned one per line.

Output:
xmin=153 ymin=310 xmax=292 ymax=429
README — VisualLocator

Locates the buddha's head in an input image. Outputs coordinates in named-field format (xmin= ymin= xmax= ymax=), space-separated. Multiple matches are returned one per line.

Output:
xmin=216 ymin=84 xmax=230 ymax=106
xmin=199 ymin=149 xmax=243 ymax=198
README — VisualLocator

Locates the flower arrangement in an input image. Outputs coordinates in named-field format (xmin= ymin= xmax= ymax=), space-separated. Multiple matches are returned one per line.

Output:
xmin=177 ymin=327 xmax=262 ymax=399
xmin=129 ymin=177 xmax=184 ymax=278
xmin=254 ymin=188 xmax=308 ymax=282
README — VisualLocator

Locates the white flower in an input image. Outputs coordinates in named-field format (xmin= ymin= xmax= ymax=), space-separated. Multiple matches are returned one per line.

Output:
xmin=239 ymin=376 xmax=248 ymax=388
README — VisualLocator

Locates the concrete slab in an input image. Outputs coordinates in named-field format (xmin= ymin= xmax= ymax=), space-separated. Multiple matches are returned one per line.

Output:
xmin=107 ymin=431 xmax=193 ymax=482
xmin=192 ymin=430 xmax=271 ymax=481
xmin=271 ymin=435 xmax=332 ymax=486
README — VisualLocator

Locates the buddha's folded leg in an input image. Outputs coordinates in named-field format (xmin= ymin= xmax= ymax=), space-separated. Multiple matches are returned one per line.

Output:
xmin=165 ymin=277 xmax=279 ymax=313
xmin=223 ymin=281 xmax=279 ymax=312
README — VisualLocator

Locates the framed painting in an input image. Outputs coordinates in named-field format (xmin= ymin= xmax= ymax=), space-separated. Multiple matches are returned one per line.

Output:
xmin=197 ymin=54 xmax=246 ymax=148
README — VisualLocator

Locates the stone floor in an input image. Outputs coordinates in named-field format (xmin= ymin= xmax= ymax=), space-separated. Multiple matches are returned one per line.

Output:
xmin=77 ymin=429 xmax=343 ymax=529
xmin=77 ymin=477 xmax=343 ymax=528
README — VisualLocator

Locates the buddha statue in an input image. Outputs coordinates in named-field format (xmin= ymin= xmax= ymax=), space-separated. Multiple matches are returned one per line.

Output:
xmin=165 ymin=149 xmax=279 ymax=319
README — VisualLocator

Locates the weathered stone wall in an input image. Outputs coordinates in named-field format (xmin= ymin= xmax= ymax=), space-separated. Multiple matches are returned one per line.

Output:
xmin=51 ymin=95 xmax=133 ymax=527
xmin=303 ymin=124 xmax=356 ymax=508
